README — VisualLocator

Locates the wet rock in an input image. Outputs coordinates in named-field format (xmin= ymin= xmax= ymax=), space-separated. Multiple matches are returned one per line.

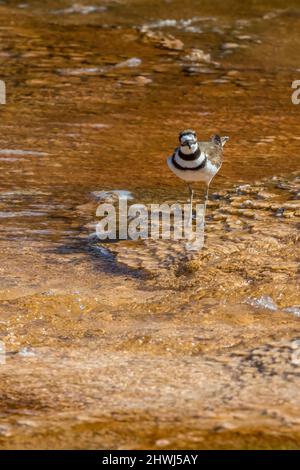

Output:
xmin=152 ymin=64 xmax=172 ymax=73
xmin=135 ymin=75 xmax=152 ymax=85
xmin=256 ymin=190 xmax=275 ymax=200
xmin=234 ymin=34 xmax=262 ymax=44
xmin=0 ymin=149 xmax=48 ymax=157
xmin=235 ymin=184 xmax=253 ymax=195
xmin=235 ymin=19 xmax=252 ymax=28
xmin=183 ymin=48 xmax=211 ymax=63
xmin=119 ymin=76 xmax=152 ymax=86
xmin=274 ymin=207 xmax=285 ymax=217
xmin=53 ymin=5 xmax=106 ymax=15
xmin=18 ymin=347 xmax=36 ymax=357
xmin=146 ymin=19 xmax=178 ymax=28
xmin=212 ymin=214 xmax=227 ymax=221
xmin=140 ymin=29 xmax=184 ymax=50
xmin=226 ymin=70 xmax=241 ymax=77
xmin=246 ymin=201 xmax=273 ymax=210
xmin=221 ymin=42 xmax=240 ymax=51
xmin=115 ymin=57 xmax=142 ymax=68
xmin=235 ymin=34 xmax=252 ymax=41
xmin=91 ymin=190 xmax=133 ymax=203
xmin=184 ymin=26 xmax=203 ymax=34
xmin=246 ymin=295 xmax=277 ymax=311
xmin=212 ymin=78 xmax=229 ymax=84
xmin=134 ymin=75 xmax=152 ymax=86
xmin=183 ymin=66 xmax=215 ymax=76
xmin=284 ymin=307 xmax=300 ymax=317
xmin=282 ymin=201 xmax=300 ymax=210
xmin=290 ymin=339 xmax=300 ymax=349
xmin=155 ymin=438 xmax=171 ymax=447
xmin=210 ymin=192 xmax=226 ymax=200
xmin=142 ymin=17 xmax=205 ymax=34
xmin=57 ymin=67 xmax=104 ymax=76
xmin=16 ymin=419 xmax=39 ymax=428
xmin=241 ymin=209 xmax=257 ymax=219
xmin=213 ymin=422 xmax=237 ymax=432
xmin=211 ymin=26 xmax=225 ymax=35
xmin=0 ymin=425 xmax=12 ymax=437
xmin=262 ymin=10 xmax=285 ymax=21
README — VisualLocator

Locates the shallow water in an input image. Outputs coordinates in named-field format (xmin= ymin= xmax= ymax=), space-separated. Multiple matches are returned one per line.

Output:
xmin=0 ymin=0 xmax=299 ymax=449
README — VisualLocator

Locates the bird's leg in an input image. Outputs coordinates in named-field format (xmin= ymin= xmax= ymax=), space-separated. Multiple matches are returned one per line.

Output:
xmin=203 ymin=183 xmax=210 ymax=227
xmin=187 ymin=183 xmax=193 ymax=223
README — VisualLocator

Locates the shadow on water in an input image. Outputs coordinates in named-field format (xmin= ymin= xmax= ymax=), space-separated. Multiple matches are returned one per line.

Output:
xmin=53 ymin=237 xmax=149 ymax=280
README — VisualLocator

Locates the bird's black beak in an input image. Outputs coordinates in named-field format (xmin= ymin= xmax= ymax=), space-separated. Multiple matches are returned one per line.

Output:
xmin=182 ymin=140 xmax=192 ymax=148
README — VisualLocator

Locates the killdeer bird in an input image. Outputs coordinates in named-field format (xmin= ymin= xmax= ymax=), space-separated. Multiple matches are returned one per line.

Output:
xmin=167 ymin=129 xmax=229 ymax=217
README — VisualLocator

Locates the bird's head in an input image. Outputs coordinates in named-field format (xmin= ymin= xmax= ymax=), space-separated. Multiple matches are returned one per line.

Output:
xmin=178 ymin=129 xmax=198 ymax=153
xmin=211 ymin=134 xmax=229 ymax=147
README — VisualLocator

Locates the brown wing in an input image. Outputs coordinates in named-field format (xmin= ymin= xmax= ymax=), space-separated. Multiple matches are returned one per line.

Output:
xmin=198 ymin=141 xmax=223 ymax=168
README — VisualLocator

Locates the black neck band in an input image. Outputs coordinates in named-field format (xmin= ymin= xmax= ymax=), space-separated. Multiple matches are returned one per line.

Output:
xmin=178 ymin=147 xmax=201 ymax=161
xmin=172 ymin=153 xmax=207 ymax=171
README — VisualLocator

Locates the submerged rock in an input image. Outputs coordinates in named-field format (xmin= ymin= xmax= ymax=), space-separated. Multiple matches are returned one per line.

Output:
xmin=246 ymin=295 xmax=278 ymax=311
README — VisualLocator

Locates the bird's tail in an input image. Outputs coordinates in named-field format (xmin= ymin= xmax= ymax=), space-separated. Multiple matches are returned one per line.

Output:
xmin=211 ymin=134 xmax=229 ymax=147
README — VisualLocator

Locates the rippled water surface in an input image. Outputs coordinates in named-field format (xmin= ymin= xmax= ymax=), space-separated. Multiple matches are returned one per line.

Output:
xmin=0 ymin=0 xmax=299 ymax=449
